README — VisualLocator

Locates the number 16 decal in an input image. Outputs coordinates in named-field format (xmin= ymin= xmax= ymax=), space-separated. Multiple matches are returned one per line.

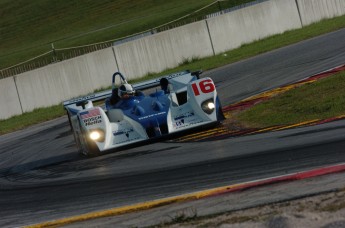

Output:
xmin=192 ymin=79 xmax=215 ymax=96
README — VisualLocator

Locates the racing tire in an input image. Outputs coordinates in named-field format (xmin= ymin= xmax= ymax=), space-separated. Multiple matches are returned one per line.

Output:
xmin=67 ymin=111 xmax=73 ymax=132
xmin=67 ymin=112 xmax=78 ymax=142
xmin=217 ymin=106 xmax=226 ymax=122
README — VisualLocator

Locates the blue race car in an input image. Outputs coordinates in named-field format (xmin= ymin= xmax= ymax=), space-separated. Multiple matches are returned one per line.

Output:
xmin=64 ymin=70 xmax=224 ymax=156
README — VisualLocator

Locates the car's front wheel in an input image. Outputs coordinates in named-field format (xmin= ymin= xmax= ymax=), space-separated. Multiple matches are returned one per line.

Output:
xmin=77 ymin=125 xmax=101 ymax=157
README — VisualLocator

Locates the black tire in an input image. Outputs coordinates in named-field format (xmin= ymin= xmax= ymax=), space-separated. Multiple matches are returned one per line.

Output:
xmin=67 ymin=112 xmax=78 ymax=141
xmin=217 ymin=106 xmax=226 ymax=121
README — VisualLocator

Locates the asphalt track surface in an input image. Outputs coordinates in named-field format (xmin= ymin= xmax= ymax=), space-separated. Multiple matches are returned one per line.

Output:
xmin=0 ymin=28 xmax=345 ymax=227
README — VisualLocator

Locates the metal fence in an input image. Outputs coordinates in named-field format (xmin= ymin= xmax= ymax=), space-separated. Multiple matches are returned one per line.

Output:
xmin=0 ymin=43 xmax=112 ymax=79
xmin=0 ymin=0 xmax=265 ymax=79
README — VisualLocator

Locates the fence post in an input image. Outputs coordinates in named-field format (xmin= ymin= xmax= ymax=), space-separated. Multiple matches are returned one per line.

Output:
xmin=205 ymin=20 xmax=216 ymax=56
xmin=217 ymin=1 xmax=223 ymax=14
xmin=13 ymin=76 xmax=24 ymax=115
xmin=51 ymin=43 xmax=57 ymax=62
xmin=295 ymin=0 xmax=303 ymax=27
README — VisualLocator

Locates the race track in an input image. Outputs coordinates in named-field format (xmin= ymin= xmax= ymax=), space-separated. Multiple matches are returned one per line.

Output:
xmin=0 ymin=28 xmax=345 ymax=227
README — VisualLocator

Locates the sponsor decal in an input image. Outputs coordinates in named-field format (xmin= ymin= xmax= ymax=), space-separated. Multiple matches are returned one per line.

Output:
xmin=83 ymin=116 xmax=102 ymax=126
xmin=113 ymin=128 xmax=134 ymax=138
xmin=174 ymin=112 xmax=194 ymax=121
xmin=174 ymin=119 xmax=204 ymax=129
xmin=155 ymin=71 xmax=186 ymax=82
xmin=112 ymin=128 xmax=140 ymax=144
xmin=173 ymin=119 xmax=185 ymax=128
xmin=138 ymin=111 xmax=166 ymax=120
xmin=81 ymin=109 xmax=102 ymax=126
xmin=69 ymin=95 xmax=96 ymax=104
xmin=173 ymin=112 xmax=204 ymax=130
xmin=80 ymin=109 xmax=100 ymax=119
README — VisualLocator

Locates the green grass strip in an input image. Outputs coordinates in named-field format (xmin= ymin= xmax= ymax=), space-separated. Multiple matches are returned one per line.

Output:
xmin=0 ymin=105 xmax=65 ymax=135
xmin=237 ymin=71 xmax=345 ymax=128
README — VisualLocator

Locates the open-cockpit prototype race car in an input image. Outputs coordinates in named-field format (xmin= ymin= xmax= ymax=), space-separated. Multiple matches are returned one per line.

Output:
xmin=63 ymin=70 xmax=225 ymax=156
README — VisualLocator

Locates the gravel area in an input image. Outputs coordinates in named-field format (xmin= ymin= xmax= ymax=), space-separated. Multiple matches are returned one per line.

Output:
xmin=164 ymin=188 xmax=345 ymax=228
xmin=62 ymin=171 xmax=345 ymax=228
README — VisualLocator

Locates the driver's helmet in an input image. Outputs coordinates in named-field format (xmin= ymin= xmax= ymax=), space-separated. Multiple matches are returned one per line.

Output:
xmin=118 ymin=83 xmax=135 ymax=98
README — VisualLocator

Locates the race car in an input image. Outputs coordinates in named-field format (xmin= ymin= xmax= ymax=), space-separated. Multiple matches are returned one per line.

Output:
xmin=63 ymin=70 xmax=224 ymax=156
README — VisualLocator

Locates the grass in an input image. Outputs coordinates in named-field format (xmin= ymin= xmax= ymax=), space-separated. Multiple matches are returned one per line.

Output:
xmin=0 ymin=105 xmax=66 ymax=135
xmin=319 ymin=193 xmax=345 ymax=212
xmin=0 ymin=0 xmax=253 ymax=70
xmin=236 ymin=71 xmax=345 ymax=128
xmin=0 ymin=15 xmax=345 ymax=135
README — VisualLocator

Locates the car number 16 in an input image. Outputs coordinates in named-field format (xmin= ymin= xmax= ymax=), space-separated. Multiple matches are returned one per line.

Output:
xmin=191 ymin=79 xmax=215 ymax=96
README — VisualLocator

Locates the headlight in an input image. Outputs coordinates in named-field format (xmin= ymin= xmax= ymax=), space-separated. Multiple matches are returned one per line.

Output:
xmin=201 ymin=99 xmax=215 ymax=114
xmin=88 ymin=129 xmax=105 ymax=142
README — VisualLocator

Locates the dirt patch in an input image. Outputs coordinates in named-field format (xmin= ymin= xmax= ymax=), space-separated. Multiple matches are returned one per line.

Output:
xmin=162 ymin=188 xmax=345 ymax=228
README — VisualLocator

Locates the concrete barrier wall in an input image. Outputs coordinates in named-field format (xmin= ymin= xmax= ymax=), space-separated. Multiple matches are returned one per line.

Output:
xmin=206 ymin=0 xmax=302 ymax=54
xmin=0 ymin=77 xmax=22 ymax=119
xmin=297 ymin=0 xmax=345 ymax=26
xmin=114 ymin=21 xmax=214 ymax=80
xmin=14 ymin=47 xmax=117 ymax=113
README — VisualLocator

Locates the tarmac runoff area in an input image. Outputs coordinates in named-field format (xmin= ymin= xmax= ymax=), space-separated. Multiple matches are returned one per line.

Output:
xmin=27 ymin=65 xmax=345 ymax=228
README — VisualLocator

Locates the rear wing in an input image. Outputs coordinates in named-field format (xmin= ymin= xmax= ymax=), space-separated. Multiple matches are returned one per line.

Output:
xmin=63 ymin=70 xmax=201 ymax=107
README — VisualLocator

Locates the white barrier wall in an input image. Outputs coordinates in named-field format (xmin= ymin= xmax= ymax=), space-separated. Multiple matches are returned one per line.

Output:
xmin=0 ymin=77 xmax=22 ymax=119
xmin=206 ymin=0 xmax=302 ymax=54
xmin=14 ymin=47 xmax=117 ymax=113
xmin=297 ymin=0 xmax=345 ymax=26
xmin=114 ymin=21 xmax=214 ymax=79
